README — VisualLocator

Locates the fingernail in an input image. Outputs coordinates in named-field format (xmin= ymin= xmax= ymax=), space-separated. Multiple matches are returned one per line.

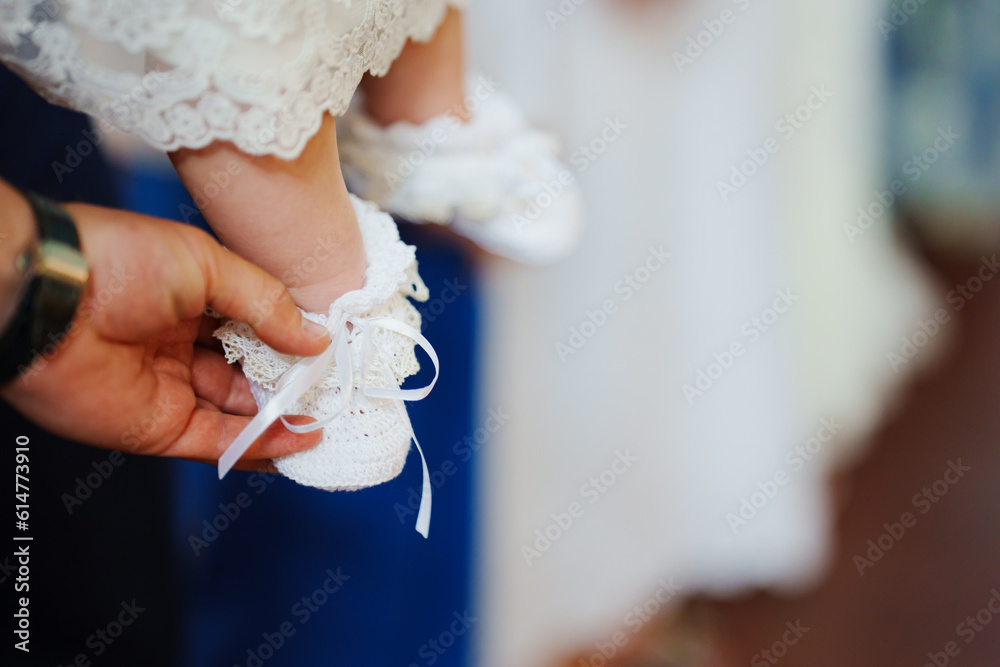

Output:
xmin=301 ymin=318 xmax=330 ymax=341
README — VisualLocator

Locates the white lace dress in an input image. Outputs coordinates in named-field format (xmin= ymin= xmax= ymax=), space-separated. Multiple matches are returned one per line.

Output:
xmin=0 ymin=0 xmax=464 ymax=159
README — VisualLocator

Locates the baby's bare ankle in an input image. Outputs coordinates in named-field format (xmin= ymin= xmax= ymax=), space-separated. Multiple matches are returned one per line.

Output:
xmin=361 ymin=9 xmax=467 ymax=126
xmin=284 ymin=232 xmax=366 ymax=313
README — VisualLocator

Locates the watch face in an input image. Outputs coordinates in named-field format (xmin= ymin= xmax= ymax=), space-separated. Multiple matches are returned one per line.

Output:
xmin=37 ymin=239 xmax=89 ymax=288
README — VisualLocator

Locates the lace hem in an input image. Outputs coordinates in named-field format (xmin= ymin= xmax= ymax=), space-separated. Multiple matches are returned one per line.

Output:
xmin=0 ymin=0 xmax=466 ymax=159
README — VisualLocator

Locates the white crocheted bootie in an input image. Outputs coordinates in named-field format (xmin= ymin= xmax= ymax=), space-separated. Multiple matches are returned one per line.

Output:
xmin=338 ymin=86 xmax=584 ymax=266
xmin=214 ymin=196 xmax=437 ymax=532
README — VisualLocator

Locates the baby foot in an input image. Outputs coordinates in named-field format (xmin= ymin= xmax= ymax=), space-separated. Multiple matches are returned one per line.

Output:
xmin=215 ymin=195 xmax=437 ymax=535
xmin=339 ymin=86 xmax=584 ymax=265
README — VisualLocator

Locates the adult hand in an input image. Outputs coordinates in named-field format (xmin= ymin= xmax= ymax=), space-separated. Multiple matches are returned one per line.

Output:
xmin=0 ymin=186 xmax=331 ymax=471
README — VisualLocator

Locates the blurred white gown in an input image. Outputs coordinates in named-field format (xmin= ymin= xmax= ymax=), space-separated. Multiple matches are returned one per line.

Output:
xmin=467 ymin=0 xmax=941 ymax=664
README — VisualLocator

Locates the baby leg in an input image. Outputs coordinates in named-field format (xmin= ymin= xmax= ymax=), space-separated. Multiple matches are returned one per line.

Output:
xmin=361 ymin=8 xmax=469 ymax=125
xmin=169 ymin=114 xmax=365 ymax=313
xmin=343 ymin=7 xmax=582 ymax=265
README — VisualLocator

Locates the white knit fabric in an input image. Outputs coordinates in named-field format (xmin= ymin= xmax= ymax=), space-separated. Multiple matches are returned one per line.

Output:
xmin=215 ymin=195 xmax=430 ymax=490
xmin=339 ymin=89 xmax=584 ymax=264
xmin=0 ymin=0 xmax=465 ymax=158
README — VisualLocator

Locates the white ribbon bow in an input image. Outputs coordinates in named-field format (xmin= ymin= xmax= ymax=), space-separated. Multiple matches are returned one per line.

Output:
xmin=217 ymin=310 xmax=440 ymax=538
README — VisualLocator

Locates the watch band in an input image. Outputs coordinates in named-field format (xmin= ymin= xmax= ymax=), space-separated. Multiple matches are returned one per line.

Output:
xmin=0 ymin=191 xmax=88 ymax=384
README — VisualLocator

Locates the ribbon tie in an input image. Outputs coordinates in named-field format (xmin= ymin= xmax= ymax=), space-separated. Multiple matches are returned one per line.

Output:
xmin=218 ymin=309 xmax=440 ymax=538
